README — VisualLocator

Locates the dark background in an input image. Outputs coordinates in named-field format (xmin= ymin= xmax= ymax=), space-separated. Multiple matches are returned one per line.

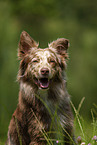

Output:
xmin=0 ymin=0 xmax=97 ymax=141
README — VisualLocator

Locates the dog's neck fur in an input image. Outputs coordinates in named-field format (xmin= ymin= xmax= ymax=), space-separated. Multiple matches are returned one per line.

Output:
xmin=19 ymin=74 xmax=69 ymax=116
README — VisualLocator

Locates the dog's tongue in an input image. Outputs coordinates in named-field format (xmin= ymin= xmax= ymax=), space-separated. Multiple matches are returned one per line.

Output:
xmin=39 ymin=78 xmax=49 ymax=89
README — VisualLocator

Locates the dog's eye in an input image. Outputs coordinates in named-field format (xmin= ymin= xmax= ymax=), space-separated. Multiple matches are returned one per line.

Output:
xmin=33 ymin=60 xmax=38 ymax=62
xmin=32 ymin=59 xmax=39 ymax=63
xmin=50 ymin=59 xmax=55 ymax=62
xmin=49 ymin=59 xmax=56 ymax=64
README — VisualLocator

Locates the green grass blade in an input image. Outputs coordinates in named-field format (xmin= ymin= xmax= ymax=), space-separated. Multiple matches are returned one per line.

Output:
xmin=70 ymin=100 xmax=85 ymax=139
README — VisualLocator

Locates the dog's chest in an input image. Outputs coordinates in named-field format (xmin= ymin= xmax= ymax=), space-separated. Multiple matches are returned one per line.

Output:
xmin=38 ymin=89 xmax=56 ymax=115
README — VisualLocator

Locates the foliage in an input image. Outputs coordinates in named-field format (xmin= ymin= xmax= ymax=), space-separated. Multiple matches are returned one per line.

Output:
xmin=73 ymin=98 xmax=97 ymax=145
xmin=0 ymin=0 xmax=97 ymax=141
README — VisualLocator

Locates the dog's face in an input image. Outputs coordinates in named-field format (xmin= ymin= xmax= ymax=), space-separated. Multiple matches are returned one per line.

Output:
xmin=28 ymin=48 xmax=60 ymax=89
xmin=18 ymin=31 xmax=69 ymax=89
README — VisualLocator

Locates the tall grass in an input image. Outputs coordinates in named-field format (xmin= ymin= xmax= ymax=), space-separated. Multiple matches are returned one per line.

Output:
xmin=71 ymin=97 xmax=97 ymax=145
xmin=2 ymin=97 xmax=97 ymax=145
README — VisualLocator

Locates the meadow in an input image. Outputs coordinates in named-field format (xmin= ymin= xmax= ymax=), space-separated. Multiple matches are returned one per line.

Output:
xmin=0 ymin=0 xmax=97 ymax=144
xmin=1 ymin=97 xmax=97 ymax=145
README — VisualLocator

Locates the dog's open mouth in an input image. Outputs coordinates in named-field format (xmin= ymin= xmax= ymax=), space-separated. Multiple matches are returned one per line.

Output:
xmin=34 ymin=78 xmax=50 ymax=89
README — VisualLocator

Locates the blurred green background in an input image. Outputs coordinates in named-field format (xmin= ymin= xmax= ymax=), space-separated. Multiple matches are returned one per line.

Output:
xmin=0 ymin=0 xmax=97 ymax=142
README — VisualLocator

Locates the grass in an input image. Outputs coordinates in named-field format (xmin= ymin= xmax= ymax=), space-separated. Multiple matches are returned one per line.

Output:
xmin=72 ymin=97 xmax=97 ymax=145
xmin=1 ymin=97 xmax=97 ymax=145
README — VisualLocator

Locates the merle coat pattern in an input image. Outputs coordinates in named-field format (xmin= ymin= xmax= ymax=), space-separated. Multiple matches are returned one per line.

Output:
xmin=6 ymin=31 xmax=75 ymax=145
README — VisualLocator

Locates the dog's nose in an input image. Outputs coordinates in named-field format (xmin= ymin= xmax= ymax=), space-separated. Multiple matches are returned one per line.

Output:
xmin=41 ymin=68 xmax=49 ymax=75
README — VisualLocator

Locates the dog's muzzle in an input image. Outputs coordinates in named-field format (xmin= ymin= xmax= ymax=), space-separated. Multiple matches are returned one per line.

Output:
xmin=34 ymin=68 xmax=51 ymax=89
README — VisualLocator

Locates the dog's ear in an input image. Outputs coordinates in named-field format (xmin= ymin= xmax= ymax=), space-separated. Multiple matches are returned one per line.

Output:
xmin=18 ymin=31 xmax=38 ymax=59
xmin=49 ymin=38 xmax=69 ymax=59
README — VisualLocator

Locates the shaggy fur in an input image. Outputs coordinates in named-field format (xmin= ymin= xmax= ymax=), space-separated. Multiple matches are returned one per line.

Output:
xmin=6 ymin=31 xmax=75 ymax=145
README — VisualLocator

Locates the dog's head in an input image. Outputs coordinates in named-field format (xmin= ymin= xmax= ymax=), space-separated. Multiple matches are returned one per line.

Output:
xmin=18 ymin=31 xmax=69 ymax=89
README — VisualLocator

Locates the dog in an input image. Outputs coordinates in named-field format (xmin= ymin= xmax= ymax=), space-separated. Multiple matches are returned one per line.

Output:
xmin=6 ymin=31 xmax=75 ymax=145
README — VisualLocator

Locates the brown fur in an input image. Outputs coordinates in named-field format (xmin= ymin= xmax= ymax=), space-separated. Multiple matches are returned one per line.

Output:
xmin=6 ymin=31 xmax=75 ymax=145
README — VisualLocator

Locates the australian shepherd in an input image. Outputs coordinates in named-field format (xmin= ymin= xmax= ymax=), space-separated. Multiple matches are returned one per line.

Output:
xmin=6 ymin=31 xmax=75 ymax=145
